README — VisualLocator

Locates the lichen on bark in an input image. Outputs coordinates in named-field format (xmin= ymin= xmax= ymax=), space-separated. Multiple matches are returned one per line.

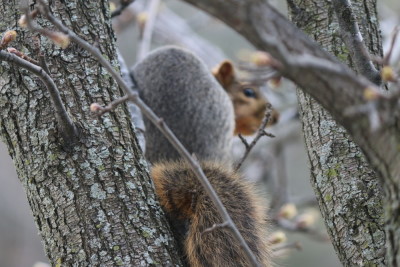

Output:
xmin=289 ymin=0 xmax=386 ymax=265
xmin=0 ymin=0 xmax=182 ymax=266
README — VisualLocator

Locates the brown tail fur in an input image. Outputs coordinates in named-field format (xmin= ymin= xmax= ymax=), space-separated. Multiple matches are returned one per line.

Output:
xmin=151 ymin=161 xmax=271 ymax=267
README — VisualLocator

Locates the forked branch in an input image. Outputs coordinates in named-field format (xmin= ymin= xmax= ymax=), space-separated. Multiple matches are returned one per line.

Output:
xmin=0 ymin=50 xmax=79 ymax=143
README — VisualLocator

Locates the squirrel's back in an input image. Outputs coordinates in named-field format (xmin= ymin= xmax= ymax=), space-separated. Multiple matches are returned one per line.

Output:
xmin=132 ymin=46 xmax=234 ymax=163
xmin=152 ymin=161 xmax=271 ymax=267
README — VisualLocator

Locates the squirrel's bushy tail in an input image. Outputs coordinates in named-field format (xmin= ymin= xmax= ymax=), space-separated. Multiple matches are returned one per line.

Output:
xmin=151 ymin=161 xmax=271 ymax=267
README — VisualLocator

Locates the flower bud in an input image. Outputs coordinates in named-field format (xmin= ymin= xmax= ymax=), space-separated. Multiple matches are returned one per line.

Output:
xmin=251 ymin=51 xmax=273 ymax=67
xmin=278 ymin=203 xmax=297 ymax=219
xmin=7 ymin=47 xmax=18 ymax=54
xmin=110 ymin=2 xmax=117 ymax=12
xmin=363 ymin=87 xmax=380 ymax=100
xmin=137 ymin=12 xmax=148 ymax=28
xmin=90 ymin=103 xmax=102 ymax=112
xmin=295 ymin=212 xmax=317 ymax=229
xmin=268 ymin=231 xmax=287 ymax=245
xmin=1 ymin=30 xmax=17 ymax=48
xmin=48 ymin=32 xmax=70 ymax=49
xmin=18 ymin=15 xmax=28 ymax=28
xmin=381 ymin=66 xmax=396 ymax=82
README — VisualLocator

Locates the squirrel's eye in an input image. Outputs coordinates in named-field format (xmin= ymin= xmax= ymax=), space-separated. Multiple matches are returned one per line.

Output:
xmin=243 ymin=88 xmax=256 ymax=98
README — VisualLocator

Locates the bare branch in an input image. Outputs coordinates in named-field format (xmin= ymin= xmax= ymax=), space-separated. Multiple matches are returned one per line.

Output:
xmin=136 ymin=0 xmax=160 ymax=61
xmin=7 ymin=47 xmax=39 ymax=65
xmin=91 ymin=95 xmax=130 ymax=116
xmin=286 ymin=0 xmax=302 ymax=17
xmin=111 ymin=0 xmax=136 ymax=18
xmin=37 ymin=52 xmax=50 ymax=75
xmin=201 ymin=221 xmax=229 ymax=235
xmin=0 ymin=50 xmax=79 ymax=143
xmin=332 ymin=0 xmax=381 ymax=85
xmin=237 ymin=134 xmax=250 ymax=149
xmin=383 ymin=26 xmax=400 ymax=65
xmin=272 ymin=241 xmax=302 ymax=252
xmin=235 ymin=105 xmax=275 ymax=171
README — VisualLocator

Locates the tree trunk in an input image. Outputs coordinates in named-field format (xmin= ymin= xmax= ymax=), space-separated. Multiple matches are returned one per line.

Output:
xmin=288 ymin=0 xmax=386 ymax=265
xmin=0 ymin=1 xmax=181 ymax=266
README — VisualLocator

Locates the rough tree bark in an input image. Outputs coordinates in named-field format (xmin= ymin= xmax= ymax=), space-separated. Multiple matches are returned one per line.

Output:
xmin=289 ymin=0 xmax=385 ymax=265
xmin=0 ymin=1 xmax=181 ymax=266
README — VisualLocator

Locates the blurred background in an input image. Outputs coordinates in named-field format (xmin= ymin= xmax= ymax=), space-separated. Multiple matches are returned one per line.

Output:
xmin=1 ymin=0 xmax=399 ymax=266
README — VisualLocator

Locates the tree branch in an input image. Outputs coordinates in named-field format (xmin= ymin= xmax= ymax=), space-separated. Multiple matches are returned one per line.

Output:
xmin=0 ymin=50 xmax=79 ymax=143
xmin=136 ymin=0 xmax=160 ymax=61
xmin=383 ymin=26 xmax=400 ymax=65
xmin=331 ymin=0 xmax=381 ymax=85
xmin=235 ymin=106 xmax=275 ymax=171
xmin=111 ymin=0 xmax=136 ymax=18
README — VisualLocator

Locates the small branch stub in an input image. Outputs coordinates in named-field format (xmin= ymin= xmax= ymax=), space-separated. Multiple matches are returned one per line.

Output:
xmin=202 ymin=221 xmax=230 ymax=236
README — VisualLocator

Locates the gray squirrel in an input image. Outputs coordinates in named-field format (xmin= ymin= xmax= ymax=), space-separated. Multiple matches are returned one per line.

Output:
xmin=132 ymin=46 xmax=277 ymax=163
xmin=131 ymin=46 xmax=272 ymax=266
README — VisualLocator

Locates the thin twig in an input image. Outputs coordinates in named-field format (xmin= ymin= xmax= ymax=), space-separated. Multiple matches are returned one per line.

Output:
xmin=92 ymin=95 xmax=130 ymax=116
xmin=0 ymin=50 xmax=79 ymax=142
xmin=237 ymin=134 xmax=249 ymax=149
xmin=383 ymin=26 xmax=400 ymax=65
xmin=7 ymin=47 xmax=39 ymax=65
xmin=38 ymin=53 xmax=50 ymax=75
xmin=136 ymin=0 xmax=160 ymax=61
xmin=33 ymin=1 xmax=261 ymax=265
xmin=272 ymin=241 xmax=302 ymax=252
xmin=286 ymin=0 xmax=302 ymax=17
xmin=111 ymin=0 xmax=136 ymax=18
xmin=331 ymin=0 xmax=381 ymax=85
xmin=201 ymin=221 xmax=229 ymax=235
xmin=235 ymin=105 xmax=275 ymax=171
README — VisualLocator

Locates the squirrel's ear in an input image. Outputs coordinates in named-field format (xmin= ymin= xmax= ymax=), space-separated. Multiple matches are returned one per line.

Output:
xmin=213 ymin=60 xmax=235 ymax=88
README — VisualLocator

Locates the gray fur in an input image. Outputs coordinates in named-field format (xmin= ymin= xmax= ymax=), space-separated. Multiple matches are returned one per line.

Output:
xmin=131 ymin=46 xmax=234 ymax=164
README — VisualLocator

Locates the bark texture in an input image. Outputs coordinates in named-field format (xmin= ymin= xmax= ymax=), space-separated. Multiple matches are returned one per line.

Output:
xmin=0 ymin=1 xmax=181 ymax=266
xmin=289 ymin=0 xmax=385 ymax=265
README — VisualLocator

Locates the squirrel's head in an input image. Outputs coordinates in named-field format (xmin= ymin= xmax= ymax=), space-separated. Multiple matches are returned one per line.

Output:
xmin=213 ymin=60 xmax=279 ymax=136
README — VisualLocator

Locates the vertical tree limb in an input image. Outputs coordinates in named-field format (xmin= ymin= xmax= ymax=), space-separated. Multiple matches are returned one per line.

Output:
xmin=332 ymin=0 xmax=381 ymax=84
